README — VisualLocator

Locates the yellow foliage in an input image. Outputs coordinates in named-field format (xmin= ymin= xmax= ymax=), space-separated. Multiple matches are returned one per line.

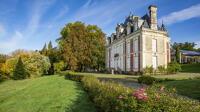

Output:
xmin=30 ymin=74 xmax=36 ymax=78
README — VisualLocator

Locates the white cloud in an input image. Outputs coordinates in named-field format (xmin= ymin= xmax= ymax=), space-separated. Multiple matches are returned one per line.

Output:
xmin=69 ymin=0 xmax=150 ymax=30
xmin=53 ymin=6 xmax=69 ymax=21
xmin=26 ymin=0 xmax=56 ymax=36
xmin=159 ymin=4 xmax=200 ymax=25
xmin=195 ymin=41 xmax=200 ymax=49
xmin=0 ymin=31 xmax=23 ymax=54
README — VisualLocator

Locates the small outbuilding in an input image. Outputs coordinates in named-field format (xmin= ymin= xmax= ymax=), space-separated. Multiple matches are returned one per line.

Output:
xmin=171 ymin=50 xmax=200 ymax=63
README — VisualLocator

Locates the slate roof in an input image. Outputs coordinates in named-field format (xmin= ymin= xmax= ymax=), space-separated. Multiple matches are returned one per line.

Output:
xmin=123 ymin=16 xmax=133 ymax=27
xmin=141 ymin=13 xmax=150 ymax=26
xmin=180 ymin=50 xmax=200 ymax=56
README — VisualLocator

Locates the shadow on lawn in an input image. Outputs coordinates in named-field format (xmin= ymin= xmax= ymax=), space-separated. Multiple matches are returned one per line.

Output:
xmin=63 ymin=78 xmax=98 ymax=112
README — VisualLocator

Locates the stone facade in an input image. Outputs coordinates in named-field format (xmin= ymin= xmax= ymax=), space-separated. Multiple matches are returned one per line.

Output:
xmin=106 ymin=5 xmax=171 ymax=73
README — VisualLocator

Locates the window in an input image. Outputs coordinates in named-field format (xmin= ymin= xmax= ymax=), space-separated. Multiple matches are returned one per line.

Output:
xmin=152 ymin=39 xmax=157 ymax=52
xmin=134 ymin=39 xmax=138 ymax=52
xmin=127 ymin=42 xmax=130 ymax=54
xmin=152 ymin=56 xmax=157 ymax=69
xmin=131 ymin=26 xmax=134 ymax=32
xmin=127 ymin=26 xmax=131 ymax=35
xmin=127 ymin=56 xmax=130 ymax=71
xmin=134 ymin=24 xmax=137 ymax=31
xmin=134 ymin=56 xmax=138 ymax=70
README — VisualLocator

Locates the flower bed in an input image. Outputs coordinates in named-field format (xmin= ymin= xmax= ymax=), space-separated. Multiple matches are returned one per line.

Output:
xmin=65 ymin=72 xmax=200 ymax=112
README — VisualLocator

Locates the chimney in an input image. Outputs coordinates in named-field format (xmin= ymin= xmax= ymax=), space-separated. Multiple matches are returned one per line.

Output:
xmin=149 ymin=5 xmax=157 ymax=30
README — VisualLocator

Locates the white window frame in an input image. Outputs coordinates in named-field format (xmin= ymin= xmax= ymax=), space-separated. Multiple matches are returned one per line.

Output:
xmin=134 ymin=39 xmax=138 ymax=52
xmin=127 ymin=56 xmax=130 ymax=71
xmin=152 ymin=56 xmax=157 ymax=69
xmin=134 ymin=56 xmax=138 ymax=71
xmin=152 ymin=39 xmax=157 ymax=52
xmin=127 ymin=42 xmax=130 ymax=54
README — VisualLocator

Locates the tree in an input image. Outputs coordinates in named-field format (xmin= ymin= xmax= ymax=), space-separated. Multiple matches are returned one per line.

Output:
xmin=47 ymin=41 xmax=54 ymax=74
xmin=0 ymin=54 xmax=7 ymax=63
xmin=13 ymin=57 xmax=27 ymax=80
xmin=40 ymin=41 xmax=61 ymax=75
xmin=7 ymin=50 xmax=51 ymax=78
xmin=172 ymin=42 xmax=197 ymax=51
xmin=175 ymin=47 xmax=180 ymax=63
xmin=56 ymin=21 xmax=106 ymax=72
xmin=41 ymin=43 xmax=47 ymax=56
xmin=48 ymin=41 xmax=53 ymax=50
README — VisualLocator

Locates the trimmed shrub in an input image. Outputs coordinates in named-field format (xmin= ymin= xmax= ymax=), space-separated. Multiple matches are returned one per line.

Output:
xmin=138 ymin=75 xmax=157 ymax=85
xmin=66 ymin=72 xmax=200 ymax=112
xmin=65 ymin=71 xmax=89 ymax=82
xmin=167 ymin=62 xmax=181 ymax=74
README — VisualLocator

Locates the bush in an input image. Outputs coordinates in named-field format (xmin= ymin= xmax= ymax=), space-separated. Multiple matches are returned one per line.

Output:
xmin=54 ymin=61 xmax=65 ymax=74
xmin=66 ymin=72 xmax=200 ymax=112
xmin=167 ymin=62 xmax=181 ymax=74
xmin=138 ymin=75 xmax=157 ymax=85
xmin=142 ymin=66 xmax=154 ymax=75
xmin=157 ymin=65 xmax=166 ymax=75
xmin=5 ymin=51 xmax=51 ymax=78
xmin=0 ymin=74 xmax=5 ymax=82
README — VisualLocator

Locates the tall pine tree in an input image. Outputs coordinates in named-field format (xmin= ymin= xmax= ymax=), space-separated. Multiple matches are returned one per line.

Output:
xmin=47 ymin=41 xmax=54 ymax=75
xmin=41 ymin=43 xmax=47 ymax=56
xmin=13 ymin=57 xmax=27 ymax=80
xmin=48 ymin=41 xmax=53 ymax=50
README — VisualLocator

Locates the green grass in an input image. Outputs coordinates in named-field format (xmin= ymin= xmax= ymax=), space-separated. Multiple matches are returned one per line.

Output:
xmin=77 ymin=72 xmax=200 ymax=82
xmin=162 ymin=78 xmax=200 ymax=100
xmin=0 ymin=75 xmax=96 ymax=112
xmin=181 ymin=63 xmax=200 ymax=73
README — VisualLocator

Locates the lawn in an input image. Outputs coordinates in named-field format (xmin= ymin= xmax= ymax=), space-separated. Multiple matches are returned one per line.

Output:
xmin=181 ymin=63 xmax=200 ymax=73
xmin=0 ymin=75 xmax=96 ymax=112
xmin=162 ymin=78 xmax=200 ymax=100
xmin=77 ymin=72 xmax=200 ymax=82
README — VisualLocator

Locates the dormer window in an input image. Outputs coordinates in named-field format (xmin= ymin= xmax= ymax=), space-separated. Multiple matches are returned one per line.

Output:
xmin=134 ymin=24 xmax=138 ymax=31
xmin=131 ymin=26 xmax=134 ymax=33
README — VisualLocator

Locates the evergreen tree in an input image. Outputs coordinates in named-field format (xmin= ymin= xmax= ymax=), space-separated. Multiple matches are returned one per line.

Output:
xmin=41 ymin=43 xmax=47 ymax=56
xmin=48 ymin=41 xmax=53 ymax=50
xmin=176 ymin=47 xmax=180 ymax=63
xmin=13 ymin=57 xmax=27 ymax=80
xmin=47 ymin=41 xmax=54 ymax=75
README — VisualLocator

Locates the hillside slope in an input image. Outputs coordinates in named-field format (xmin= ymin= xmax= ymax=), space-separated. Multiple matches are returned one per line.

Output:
xmin=0 ymin=75 xmax=96 ymax=112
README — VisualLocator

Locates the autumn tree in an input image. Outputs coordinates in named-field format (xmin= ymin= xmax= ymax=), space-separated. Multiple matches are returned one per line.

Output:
xmin=7 ymin=50 xmax=51 ymax=78
xmin=56 ymin=21 xmax=106 ymax=72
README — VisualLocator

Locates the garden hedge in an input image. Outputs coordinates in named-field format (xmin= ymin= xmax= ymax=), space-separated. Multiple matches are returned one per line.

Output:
xmin=65 ymin=72 xmax=200 ymax=112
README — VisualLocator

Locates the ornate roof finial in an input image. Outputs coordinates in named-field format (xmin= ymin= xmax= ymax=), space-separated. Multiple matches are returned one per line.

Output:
xmin=161 ymin=19 xmax=167 ymax=31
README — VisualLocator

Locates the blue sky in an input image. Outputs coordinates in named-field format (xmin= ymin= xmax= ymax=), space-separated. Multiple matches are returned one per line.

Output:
xmin=0 ymin=0 xmax=200 ymax=54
